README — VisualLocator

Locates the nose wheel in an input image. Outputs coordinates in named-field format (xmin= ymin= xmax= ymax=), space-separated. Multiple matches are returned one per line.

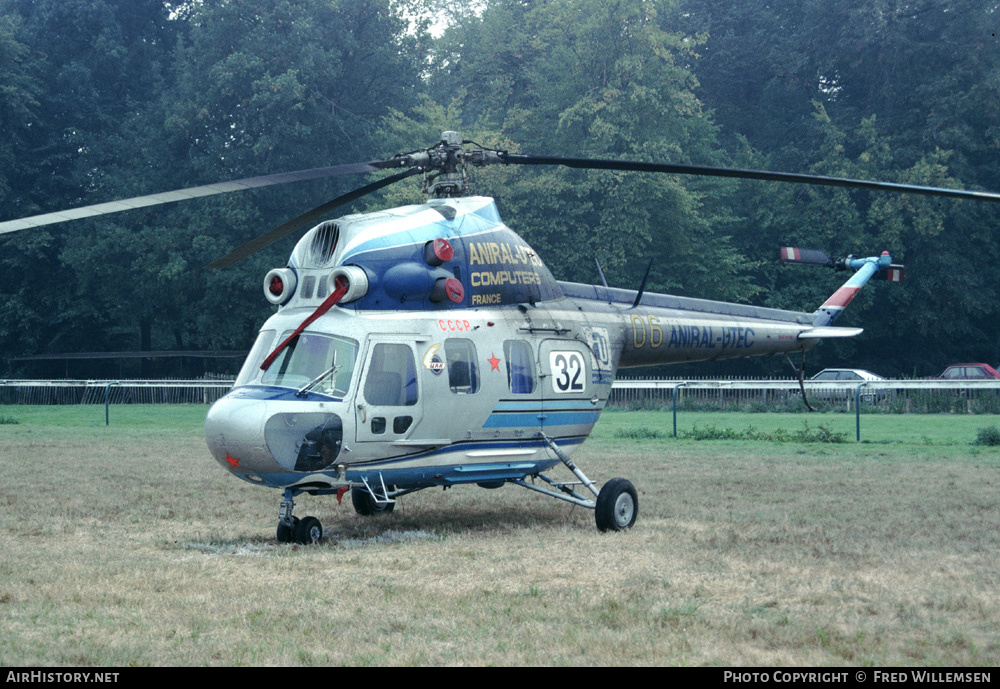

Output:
xmin=277 ymin=491 xmax=324 ymax=544
xmin=276 ymin=516 xmax=299 ymax=543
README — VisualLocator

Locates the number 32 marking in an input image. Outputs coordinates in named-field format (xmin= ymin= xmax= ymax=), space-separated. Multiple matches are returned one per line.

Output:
xmin=549 ymin=351 xmax=586 ymax=393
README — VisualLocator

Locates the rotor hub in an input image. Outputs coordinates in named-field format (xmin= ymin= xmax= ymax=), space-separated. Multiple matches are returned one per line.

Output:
xmin=424 ymin=131 xmax=468 ymax=198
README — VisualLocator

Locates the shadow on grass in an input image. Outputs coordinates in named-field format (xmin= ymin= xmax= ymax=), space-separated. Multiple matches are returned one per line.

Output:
xmin=172 ymin=499 xmax=590 ymax=553
xmin=336 ymin=500 xmax=584 ymax=535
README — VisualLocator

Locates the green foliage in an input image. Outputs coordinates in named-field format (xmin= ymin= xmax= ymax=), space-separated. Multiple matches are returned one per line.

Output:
xmin=674 ymin=0 xmax=1000 ymax=376
xmin=0 ymin=0 xmax=431 ymax=365
xmin=972 ymin=426 xmax=1000 ymax=447
xmin=682 ymin=422 xmax=847 ymax=443
xmin=614 ymin=426 xmax=668 ymax=440
xmin=1 ymin=0 xmax=999 ymax=379
xmin=424 ymin=0 xmax=759 ymax=301
xmin=0 ymin=11 xmax=39 ymax=212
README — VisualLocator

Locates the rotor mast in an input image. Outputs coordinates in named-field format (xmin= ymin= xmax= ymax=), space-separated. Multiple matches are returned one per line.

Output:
xmin=383 ymin=131 xmax=505 ymax=198
xmin=424 ymin=131 xmax=468 ymax=198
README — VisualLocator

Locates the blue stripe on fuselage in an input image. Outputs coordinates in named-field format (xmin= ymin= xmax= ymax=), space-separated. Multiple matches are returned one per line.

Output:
xmin=492 ymin=400 xmax=606 ymax=411
xmin=482 ymin=411 xmax=603 ymax=428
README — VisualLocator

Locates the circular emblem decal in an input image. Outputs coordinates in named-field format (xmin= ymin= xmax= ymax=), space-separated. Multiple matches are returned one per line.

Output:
xmin=422 ymin=344 xmax=446 ymax=376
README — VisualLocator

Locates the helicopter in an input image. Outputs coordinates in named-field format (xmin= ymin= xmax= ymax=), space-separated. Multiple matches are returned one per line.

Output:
xmin=4 ymin=131 xmax=1000 ymax=543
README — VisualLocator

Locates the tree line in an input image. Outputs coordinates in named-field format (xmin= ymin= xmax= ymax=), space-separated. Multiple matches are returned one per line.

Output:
xmin=1 ymin=0 xmax=997 ymax=378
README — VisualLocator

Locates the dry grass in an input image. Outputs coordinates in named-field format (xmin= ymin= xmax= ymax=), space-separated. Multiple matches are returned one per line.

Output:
xmin=0 ymin=406 xmax=998 ymax=666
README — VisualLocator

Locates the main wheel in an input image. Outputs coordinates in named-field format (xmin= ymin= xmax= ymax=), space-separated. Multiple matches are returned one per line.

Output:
xmin=276 ymin=516 xmax=299 ymax=543
xmin=294 ymin=516 xmax=324 ymax=544
xmin=351 ymin=487 xmax=395 ymax=516
xmin=595 ymin=478 xmax=638 ymax=532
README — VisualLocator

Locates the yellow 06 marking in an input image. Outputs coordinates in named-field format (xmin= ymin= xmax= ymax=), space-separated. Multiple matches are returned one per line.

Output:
xmin=630 ymin=315 xmax=662 ymax=349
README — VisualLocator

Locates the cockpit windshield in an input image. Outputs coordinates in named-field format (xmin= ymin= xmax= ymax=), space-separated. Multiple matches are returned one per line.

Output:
xmin=235 ymin=329 xmax=359 ymax=397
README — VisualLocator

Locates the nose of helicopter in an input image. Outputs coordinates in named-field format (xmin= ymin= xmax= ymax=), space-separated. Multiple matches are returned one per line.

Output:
xmin=204 ymin=394 xmax=282 ymax=478
xmin=205 ymin=392 xmax=347 ymax=482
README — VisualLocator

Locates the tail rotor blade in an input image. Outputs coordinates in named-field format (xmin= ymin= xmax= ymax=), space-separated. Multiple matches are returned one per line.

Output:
xmin=780 ymin=247 xmax=834 ymax=267
xmin=873 ymin=264 xmax=905 ymax=282
xmin=781 ymin=247 xmax=905 ymax=283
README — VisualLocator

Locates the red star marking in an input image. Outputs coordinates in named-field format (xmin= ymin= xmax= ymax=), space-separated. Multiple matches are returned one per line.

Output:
xmin=224 ymin=452 xmax=241 ymax=468
xmin=488 ymin=353 xmax=501 ymax=371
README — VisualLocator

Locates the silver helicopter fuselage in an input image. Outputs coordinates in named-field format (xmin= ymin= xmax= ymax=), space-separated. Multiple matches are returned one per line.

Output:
xmin=204 ymin=196 xmax=853 ymax=495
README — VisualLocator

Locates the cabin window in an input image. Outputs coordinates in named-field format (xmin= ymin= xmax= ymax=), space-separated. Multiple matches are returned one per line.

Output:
xmin=258 ymin=332 xmax=358 ymax=396
xmin=504 ymin=340 xmax=535 ymax=394
xmin=445 ymin=339 xmax=479 ymax=394
xmin=364 ymin=343 xmax=418 ymax=406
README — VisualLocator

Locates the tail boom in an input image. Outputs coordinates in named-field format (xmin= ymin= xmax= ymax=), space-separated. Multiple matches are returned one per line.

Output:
xmin=812 ymin=251 xmax=894 ymax=327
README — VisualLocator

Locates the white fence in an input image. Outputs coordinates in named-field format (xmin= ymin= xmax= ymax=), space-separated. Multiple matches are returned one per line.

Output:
xmin=609 ymin=378 xmax=1000 ymax=413
xmin=0 ymin=379 xmax=234 ymax=405
xmin=3 ymin=378 xmax=1000 ymax=413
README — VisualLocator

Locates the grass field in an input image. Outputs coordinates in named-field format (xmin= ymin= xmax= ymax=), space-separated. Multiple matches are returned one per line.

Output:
xmin=1 ymin=405 xmax=998 ymax=666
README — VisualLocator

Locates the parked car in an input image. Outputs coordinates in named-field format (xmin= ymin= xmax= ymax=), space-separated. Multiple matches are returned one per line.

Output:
xmin=805 ymin=368 xmax=886 ymax=403
xmin=811 ymin=368 xmax=885 ymax=382
xmin=936 ymin=363 xmax=1000 ymax=380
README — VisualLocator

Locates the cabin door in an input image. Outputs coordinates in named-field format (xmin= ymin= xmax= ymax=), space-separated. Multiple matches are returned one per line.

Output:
xmin=354 ymin=338 xmax=424 ymax=443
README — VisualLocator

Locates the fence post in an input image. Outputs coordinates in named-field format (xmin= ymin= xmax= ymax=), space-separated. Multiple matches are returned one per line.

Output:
xmin=855 ymin=382 xmax=869 ymax=442
xmin=672 ymin=383 xmax=688 ymax=438
xmin=105 ymin=382 xmax=121 ymax=426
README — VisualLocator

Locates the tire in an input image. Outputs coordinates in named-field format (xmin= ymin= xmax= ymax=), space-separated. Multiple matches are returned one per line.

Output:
xmin=351 ymin=487 xmax=395 ymax=516
xmin=294 ymin=516 xmax=323 ymax=544
xmin=276 ymin=516 xmax=299 ymax=543
xmin=595 ymin=478 xmax=638 ymax=532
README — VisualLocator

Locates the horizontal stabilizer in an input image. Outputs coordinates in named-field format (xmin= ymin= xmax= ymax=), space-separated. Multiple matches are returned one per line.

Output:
xmin=798 ymin=327 xmax=864 ymax=339
xmin=873 ymin=264 xmax=905 ymax=282
xmin=780 ymin=247 xmax=834 ymax=267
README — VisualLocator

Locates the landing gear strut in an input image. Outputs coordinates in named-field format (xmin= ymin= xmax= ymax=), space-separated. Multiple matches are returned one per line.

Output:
xmin=351 ymin=474 xmax=396 ymax=516
xmin=511 ymin=433 xmax=639 ymax=532
xmin=351 ymin=488 xmax=395 ymax=515
xmin=277 ymin=489 xmax=324 ymax=544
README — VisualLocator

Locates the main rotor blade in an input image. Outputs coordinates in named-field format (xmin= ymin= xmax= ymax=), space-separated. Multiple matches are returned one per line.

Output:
xmin=206 ymin=167 xmax=422 ymax=269
xmin=0 ymin=159 xmax=400 ymax=236
xmin=499 ymin=153 xmax=1000 ymax=203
